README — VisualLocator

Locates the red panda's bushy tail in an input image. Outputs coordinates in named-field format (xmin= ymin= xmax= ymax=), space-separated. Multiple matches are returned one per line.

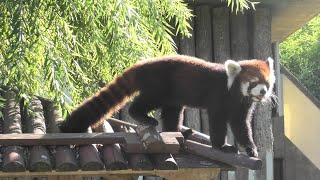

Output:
xmin=59 ymin=68 xmax=137 ymax=133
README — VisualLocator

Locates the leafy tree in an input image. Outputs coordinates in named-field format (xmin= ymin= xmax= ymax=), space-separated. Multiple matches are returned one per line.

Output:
xmin=280 ymin=15 xmax=320 ymax=100
xmin=0 ymin=0 xmax=193 ymax=114
xmin=0 ymin=0 xmax=257 ymax=115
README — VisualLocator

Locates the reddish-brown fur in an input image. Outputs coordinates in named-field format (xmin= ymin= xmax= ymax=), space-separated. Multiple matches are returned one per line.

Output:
xmin=59 ymin=55 xmax=274 ymax=157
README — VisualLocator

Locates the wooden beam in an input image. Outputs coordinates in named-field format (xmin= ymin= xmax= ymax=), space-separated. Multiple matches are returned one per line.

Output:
xmin=0 ymin=132 xmax=183 ymax=154
xmin=0 ymin=168 xmax=220 ymax=177
xmin=184 ymin=140 xmax=262 ymax=170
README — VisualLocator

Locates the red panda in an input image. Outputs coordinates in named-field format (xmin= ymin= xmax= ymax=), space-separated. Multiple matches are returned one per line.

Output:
xmin=59 ymin=55 xmax=275 ymax=157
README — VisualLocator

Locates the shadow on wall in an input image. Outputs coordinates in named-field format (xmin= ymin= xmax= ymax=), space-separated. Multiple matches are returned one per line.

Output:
xmin=284 ymin=137 xmax=320 ymax=180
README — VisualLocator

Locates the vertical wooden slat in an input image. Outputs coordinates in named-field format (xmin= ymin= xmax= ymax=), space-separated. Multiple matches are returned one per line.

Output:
xmin=230 ymin=12 xmax=250 ymax=60
xmin=251 ymin=7 xmax=273 ymax=180
xmin=195 ymin=5 xmax=213 ymax=135
xmin=212 ymin=8 xmax=233 ymax=180
xmin=230 ymin=11 xmax=251 ymax=180
xmin=212 ymin=7 xmax=231 ymax=63
xmin=179 ymin=6 xmax=201 ymax=132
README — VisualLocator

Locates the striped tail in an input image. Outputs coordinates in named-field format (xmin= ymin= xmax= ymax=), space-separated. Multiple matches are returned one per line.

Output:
xmin=59 ymin=69 xmax=137 ymax=133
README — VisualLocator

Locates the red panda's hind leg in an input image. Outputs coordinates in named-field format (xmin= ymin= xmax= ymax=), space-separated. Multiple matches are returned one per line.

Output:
xmin=128 ymin=95 xmax=159 ymax=126
xmin=160 ymin=106 xmax=184 ymax=132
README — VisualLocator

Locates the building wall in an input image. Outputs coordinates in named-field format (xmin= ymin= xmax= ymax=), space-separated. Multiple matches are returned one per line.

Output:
xmin=276 ymin=66 xmax=320 ymax=180
xmin=282 ymin=74 xmax=320 ymax=169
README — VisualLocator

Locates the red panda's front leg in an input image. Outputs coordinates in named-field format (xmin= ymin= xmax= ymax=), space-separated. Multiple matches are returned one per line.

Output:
xmin=229 ymin=105 xmax=258 ymax=157
xmin=208 ymin=107 xmax=238 ymax=153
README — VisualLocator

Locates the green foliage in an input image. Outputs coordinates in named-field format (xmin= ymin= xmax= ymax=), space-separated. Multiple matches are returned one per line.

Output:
xmin=0 ymin=0 xmax=257 ymax=116
xmin=280 ymin=15 xmax=320 ymax=100
xmin=0 ymin=0 xmax=192 ymax=115
xmin=225 ymin=0 xmax=259 ymax=13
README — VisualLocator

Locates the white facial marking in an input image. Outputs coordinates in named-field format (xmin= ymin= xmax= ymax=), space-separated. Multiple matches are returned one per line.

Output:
xmin=251 ymin=84 xmax=267 ymax=97
xmin=225 ymin=60 xmax=242 ymax=89
xmin=241 ymin=82 xmax=250 ymax=96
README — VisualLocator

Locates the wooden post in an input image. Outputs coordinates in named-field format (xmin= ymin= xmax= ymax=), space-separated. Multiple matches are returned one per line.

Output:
xmin=195 ymin=5 xmax=213 ymax=135
xmin=78 ymin=127 xmax=104 ymax=171
xmin=251 ymin=7 xmax=274 ymax=180
xmin=2 ymin=90 xmax=26 ymax=172
xmin=230 ymin=10 xmax=251 ymax=180
xmin=212 ymin=7 xmax=231 ymax=63
xmin=230 ymin=11 xmax=250 ymax=60
xmin=96 ymin=121 xmax=128 ymax=170
xmin=25 ymin=96 xmax=52 ymax=172
xmin=41 ymin=99 xmax=78 ymax=172
xmin=178 ymin=6 xmax=201 ymax=133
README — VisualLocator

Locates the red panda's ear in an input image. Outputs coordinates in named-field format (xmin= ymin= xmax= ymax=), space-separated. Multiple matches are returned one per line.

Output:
xmin=266 ymin=57 xmax=274 ymax=69
xmin=225 ymin=60 xmax=241 ymax=78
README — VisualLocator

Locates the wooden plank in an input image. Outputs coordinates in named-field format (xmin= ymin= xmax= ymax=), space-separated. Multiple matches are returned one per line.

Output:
xmin=251 ymin=7 xmax=274 ymax=180
xmin=212 ymin=7 xmax=231 ymax=63
xmin=195 ymin=5 xmax=213 ymax=135
xmin=184 ymin=140 xmax=262 ymax=170
xmin=178 ymin=6 xmax=201 ymax=132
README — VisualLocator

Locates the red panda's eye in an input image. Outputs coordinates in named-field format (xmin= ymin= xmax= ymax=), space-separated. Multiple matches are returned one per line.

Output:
xmin=250 ymin=82 xmax=258 ymax=87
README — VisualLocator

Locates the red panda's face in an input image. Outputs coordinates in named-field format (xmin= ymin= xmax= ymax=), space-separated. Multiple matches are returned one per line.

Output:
xmin=225 ymin=58 xmax=275 ymax=102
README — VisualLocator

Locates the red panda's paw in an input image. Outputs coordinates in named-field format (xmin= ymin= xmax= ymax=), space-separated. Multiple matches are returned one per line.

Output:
xmin=221 ymin=144 xmax=239 ymax=154
xmin=246 ymin=147 xmax=258 ymax=157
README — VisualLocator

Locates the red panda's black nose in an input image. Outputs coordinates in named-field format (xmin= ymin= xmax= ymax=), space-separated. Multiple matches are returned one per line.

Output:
xmin=260 ymin=89 xmax=266 ymax=95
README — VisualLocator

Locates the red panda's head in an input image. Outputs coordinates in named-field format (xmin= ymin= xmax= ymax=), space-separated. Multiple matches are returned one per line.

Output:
xmin=225 ymin=57 xmax=275 ymax=102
